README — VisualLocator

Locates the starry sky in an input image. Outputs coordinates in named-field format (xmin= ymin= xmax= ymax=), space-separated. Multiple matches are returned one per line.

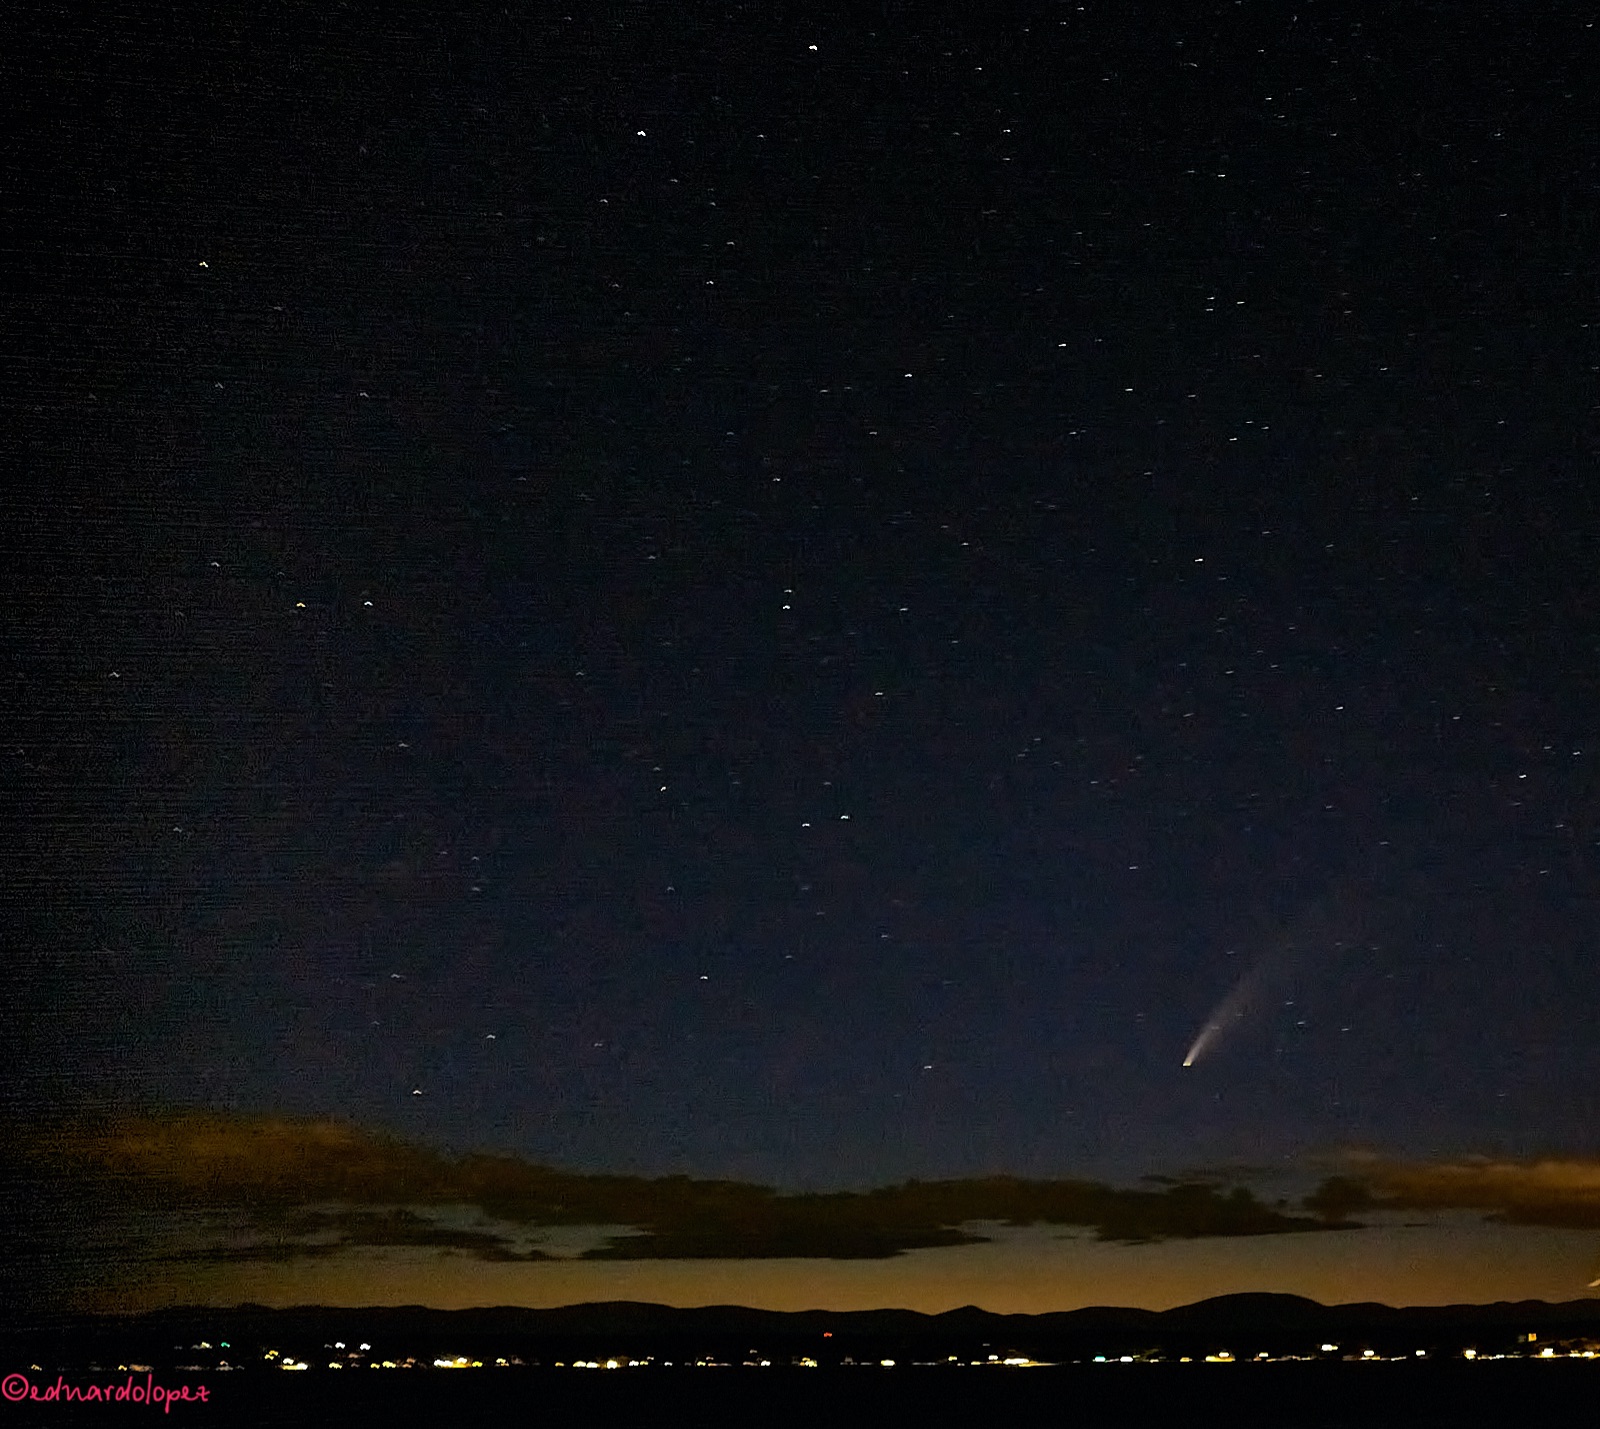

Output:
xmin=6 ymin=0 xmax=1600 ymax=1309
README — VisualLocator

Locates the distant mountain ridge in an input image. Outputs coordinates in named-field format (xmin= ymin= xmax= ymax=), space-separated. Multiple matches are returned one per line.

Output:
xmin=9 ymin=1294 xmax=1600 ymax=1365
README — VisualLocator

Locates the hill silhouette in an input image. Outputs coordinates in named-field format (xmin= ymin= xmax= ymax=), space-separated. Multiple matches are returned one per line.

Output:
xmin=8 ymin=1294 xmax=1600 ymax=1368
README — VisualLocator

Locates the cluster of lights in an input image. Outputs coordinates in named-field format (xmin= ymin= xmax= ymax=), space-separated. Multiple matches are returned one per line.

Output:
xmin=1082 ymin=1338 xmax=1600 ymax=1364
xmin=1461 ymin=1344 xmax=1599 ymax=1361
xmin=179 ymin=1332 xmax=1600 ymax=1372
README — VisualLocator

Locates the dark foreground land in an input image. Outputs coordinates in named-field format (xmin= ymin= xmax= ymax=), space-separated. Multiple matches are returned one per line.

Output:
xmin=6 ymin=1297 xmax=1600 ymax=1425
xmin=3 ymin=1361 xmax=1599 ymax=1428
xmin=11 ymin=1293 xmax=1600 ymax=1366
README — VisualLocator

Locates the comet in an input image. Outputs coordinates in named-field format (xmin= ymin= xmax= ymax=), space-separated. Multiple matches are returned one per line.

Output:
xmin=1181 ymin=903 xmax=1361 ymax=1068
xmin=1182 ymin=974 xmax=1259 ymax=1067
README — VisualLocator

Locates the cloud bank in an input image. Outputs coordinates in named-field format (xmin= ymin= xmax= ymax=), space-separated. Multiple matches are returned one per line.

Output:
xmin=1310 ymin=1155 xmax=1600 ymax=1230
xmin=17 ymin=1111 xmax=1333 ymax=1265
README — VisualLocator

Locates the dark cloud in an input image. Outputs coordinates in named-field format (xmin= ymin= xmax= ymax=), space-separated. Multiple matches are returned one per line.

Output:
xmin=17 ymin=1111 xmax=1336 ymax=1268
xmin=1307 ymin=1156 xmax=1600 ymax=1231
xmin=148 ymin=1210 xmax=553 ymax=1267
xmin=270 ymin=1208 xmax=554 ymax=1261
xmin=171 ymin=1242 xmax=344 ymax=1265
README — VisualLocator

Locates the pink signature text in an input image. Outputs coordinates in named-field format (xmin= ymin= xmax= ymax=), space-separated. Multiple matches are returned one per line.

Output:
xmin=3 ymin=1372 xmax=210 ymax=1413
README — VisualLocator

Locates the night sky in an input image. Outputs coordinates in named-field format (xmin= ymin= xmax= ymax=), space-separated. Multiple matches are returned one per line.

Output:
xmin=7 ymin=0 xmax=1600 ymax=1309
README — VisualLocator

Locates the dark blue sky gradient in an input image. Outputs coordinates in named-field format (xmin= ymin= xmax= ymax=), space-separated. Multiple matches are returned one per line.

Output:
xmin=6 ymin=0 xmax=1600 ymax=1185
